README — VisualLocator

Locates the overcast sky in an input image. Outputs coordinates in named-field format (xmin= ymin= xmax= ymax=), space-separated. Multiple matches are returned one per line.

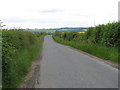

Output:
xmin=0 ymin=0 xmax=119 ymax=29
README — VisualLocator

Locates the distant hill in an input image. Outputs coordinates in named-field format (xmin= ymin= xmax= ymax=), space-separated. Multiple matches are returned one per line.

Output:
xmin=56 ymin=27 xmax=88 ymax=32
xmin=24 ymin=27 xmax=88 ymax=33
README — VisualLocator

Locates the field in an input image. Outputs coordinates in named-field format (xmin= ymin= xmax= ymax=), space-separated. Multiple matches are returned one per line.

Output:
xmin=24 ymin=27 xmax=87 ymax=33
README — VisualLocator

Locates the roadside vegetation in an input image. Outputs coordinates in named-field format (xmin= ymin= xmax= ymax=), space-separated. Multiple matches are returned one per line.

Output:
xmin=2 ymin=29 xmax=46 ymax=88
xmin=53 ymin=22 xmax=120 ymax=63
xmin=0 ymin=32 xmax=1 ymax=89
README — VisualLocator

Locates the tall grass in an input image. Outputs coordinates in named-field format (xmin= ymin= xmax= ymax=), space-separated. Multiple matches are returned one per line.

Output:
xmin=53 ymin=28 xmax=119 ymax=64
xmin=2 ymin=30 xmax=45 ymax=88
xmin=53 ymin=22 xmax=119 ymax=63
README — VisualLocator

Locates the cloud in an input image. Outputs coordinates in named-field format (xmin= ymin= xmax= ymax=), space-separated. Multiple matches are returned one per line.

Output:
xmin=0 ymin=0 xmax=118 ymax=29
xmin=72 ymin=14 xmax=91 ymax=17
xmin=40 ymin=9 xmax=63 ymax=13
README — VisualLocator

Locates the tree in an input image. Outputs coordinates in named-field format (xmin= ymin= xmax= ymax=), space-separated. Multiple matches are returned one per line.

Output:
xmin=0 ymin=20 xmax=5 ymax=28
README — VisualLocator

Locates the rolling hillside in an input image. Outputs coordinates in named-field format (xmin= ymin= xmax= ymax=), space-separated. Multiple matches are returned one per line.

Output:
xmin=24 ymin=27 xmax=88 ymax=33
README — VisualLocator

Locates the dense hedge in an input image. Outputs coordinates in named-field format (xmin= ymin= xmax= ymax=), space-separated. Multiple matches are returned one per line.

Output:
xmin=2 ymin=30 xmax=45 ymax=88
xmin=84 ymin=22 xmax=119 ymax=47
xmin=53 ymin=22 xmax=119 ymax=63
xmin=54 ymin=22 xmax=119 ymax=48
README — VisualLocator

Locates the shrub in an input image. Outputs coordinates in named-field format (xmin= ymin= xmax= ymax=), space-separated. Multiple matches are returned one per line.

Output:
xmin=53 ymin=22 xmax=119 ymax=63
xmin=54 ymin=31 xmax=63 ymax=38
xmin=2 ymin=29 xmax=44 ymax=88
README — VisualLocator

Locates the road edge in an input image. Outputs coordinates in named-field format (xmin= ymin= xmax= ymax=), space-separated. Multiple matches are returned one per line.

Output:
xmin=52 ymin=36 xmax=119 ymax=69
xmin=67 ymin=45 xmax=119 ymax=69
xmin=19 ymin=38 xmax=44 ymax=88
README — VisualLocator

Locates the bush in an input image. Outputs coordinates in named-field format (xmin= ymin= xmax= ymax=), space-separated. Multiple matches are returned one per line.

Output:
xmin=55 ymin=22 xmax=119 ymax=48
xmin=2 ymin=30 xmax=44 ymax=88
xmin=54 ymin=31 xmax=63 ymax=38
xmin=53 ymin=22 xmax=119 ymax=63
xmin=85 ymin=22 xmax=120 ymax=47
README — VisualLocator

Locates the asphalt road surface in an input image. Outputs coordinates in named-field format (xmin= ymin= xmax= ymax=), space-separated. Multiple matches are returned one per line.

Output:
xmin=35 ymin=35 xmax=118 ymax=88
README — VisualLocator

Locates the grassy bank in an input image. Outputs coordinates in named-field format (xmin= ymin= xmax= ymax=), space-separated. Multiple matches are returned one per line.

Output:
xmin=53 ymin=36 xmax=119 ymax=63
xmin=2 ymin=30 xmax=45 ymax=88
xmin=53 ymin=22 xmax=119 ymax=64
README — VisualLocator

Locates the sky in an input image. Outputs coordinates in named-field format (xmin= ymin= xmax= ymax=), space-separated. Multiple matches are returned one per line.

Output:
xmin=0 ymin=0 xmax=119 ymax=29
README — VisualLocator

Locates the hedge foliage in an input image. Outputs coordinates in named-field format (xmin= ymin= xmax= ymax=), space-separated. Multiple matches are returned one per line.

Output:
xmin=2 ymin=30 xmax=45 ymax=88
xmin=54 ymin=22 xmax=119 ymax=48
xmin=53 ymin=22 xmax=119 ymax=63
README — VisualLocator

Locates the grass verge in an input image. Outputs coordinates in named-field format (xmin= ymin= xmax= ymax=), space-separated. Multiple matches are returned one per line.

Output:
xmin=53 ymin=36 xmax=119 ymax=64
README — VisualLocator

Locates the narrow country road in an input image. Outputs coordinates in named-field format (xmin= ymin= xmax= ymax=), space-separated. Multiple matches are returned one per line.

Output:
xmin=35 ymin=35 xmax=118 ymax=88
